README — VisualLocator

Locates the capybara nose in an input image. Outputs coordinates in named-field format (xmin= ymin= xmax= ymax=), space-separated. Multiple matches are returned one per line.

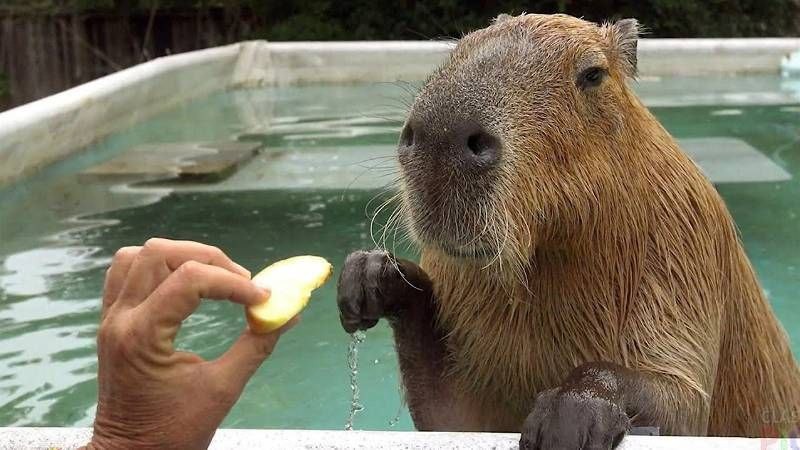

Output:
xmin=399 ymin=118 xmax=501 ymax=169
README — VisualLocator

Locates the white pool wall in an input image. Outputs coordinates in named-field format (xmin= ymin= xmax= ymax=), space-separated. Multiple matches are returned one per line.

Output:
xmin=637 ymin=38 xmax=800 ymax=76
xmin=0 ymin=427 xmax=794 ymax=450
xmin=0 ymin=43 xmax=240 ymax=186
xmin=1 ymin=38 xmax=800 ymax=186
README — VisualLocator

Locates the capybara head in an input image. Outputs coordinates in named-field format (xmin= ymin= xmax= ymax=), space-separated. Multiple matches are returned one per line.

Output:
xmin=398 ymin=13 xmax=645 ymax=271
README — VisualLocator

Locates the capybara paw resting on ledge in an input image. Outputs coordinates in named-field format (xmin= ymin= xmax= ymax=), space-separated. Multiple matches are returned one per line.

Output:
xmin=336 ymin=13 xmax=800 ymax=449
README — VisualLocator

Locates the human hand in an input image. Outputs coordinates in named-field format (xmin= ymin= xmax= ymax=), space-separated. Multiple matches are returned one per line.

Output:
xmin=84 ymin=238 xmax=294 ymax=449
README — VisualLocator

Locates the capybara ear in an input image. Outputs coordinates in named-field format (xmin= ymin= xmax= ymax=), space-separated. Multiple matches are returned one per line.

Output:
xmin=609 ymin=18 xmax=640 ymax=78
xmin=493 ymin=13 xmax=513 ymax=25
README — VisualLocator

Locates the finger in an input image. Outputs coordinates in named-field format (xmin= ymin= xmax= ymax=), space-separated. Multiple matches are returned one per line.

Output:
xmin=118 ymin=238 xmax=250 ymax=308
xmin=101 ymin=246 xmax=141 ymax=319
xmin=209 ymin=317 xmax=299 ymax=391
xmin=142 ymin=261 xmax=268 ymax=329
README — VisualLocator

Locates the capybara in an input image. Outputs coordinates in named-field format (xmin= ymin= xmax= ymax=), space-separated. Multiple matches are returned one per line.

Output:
xmin=337 ymin=13 xmax=800 ymax=449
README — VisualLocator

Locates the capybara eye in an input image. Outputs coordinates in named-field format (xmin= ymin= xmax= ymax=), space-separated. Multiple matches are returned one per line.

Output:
xmin=578 ymin=67 xmax=606 ymax=89
xmin=400 ymin=123 xmax=414 ymax=147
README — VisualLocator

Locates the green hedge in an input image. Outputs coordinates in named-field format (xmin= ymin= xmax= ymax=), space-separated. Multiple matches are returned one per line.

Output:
xmin=253 ymin=0 xmax=800 ymax=39
xmin=1 ymin=0 xmax=798 ymax=38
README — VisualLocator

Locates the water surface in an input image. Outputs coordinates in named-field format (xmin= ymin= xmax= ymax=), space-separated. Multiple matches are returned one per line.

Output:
xmin=0 ymin=77 xmax=798 ymax=430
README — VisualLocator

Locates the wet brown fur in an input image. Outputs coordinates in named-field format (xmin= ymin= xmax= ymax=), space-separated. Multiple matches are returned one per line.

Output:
xmin=399 ymin=14 xmax=800 ymax=436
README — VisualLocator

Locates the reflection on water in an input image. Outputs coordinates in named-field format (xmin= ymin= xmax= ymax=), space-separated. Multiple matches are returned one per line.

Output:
xmin=0 ymin=79 xmax=799 ymax=430
xmin=0 ymin=248 xmax=103 ymax=426
xmin=0 ymin=247 xmax=107 ymax=426
xmin=1 ymin=247 xmax=106 ymax=297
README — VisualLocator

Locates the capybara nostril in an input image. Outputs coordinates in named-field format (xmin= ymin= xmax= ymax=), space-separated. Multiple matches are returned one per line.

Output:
xmin=398 ymin=115 xmax=501 ymax=169
xmin=466 ymin=131 xmax=501 ymax=164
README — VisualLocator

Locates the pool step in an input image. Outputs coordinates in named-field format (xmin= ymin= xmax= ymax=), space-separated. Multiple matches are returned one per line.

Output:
xmin=139 ymin=137 xmax=789 ymax=192
xmin=681 ymin=137 xmax=790 ymax=183
xmin=81 ymin=141 xmax=261 ymax=182
xmin=92 ymin=137 xmax=789 ymax=192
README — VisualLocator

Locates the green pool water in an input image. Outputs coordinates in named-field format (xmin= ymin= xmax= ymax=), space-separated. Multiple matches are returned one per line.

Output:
xmin=0 ymin=78 xmax=798 ymax=431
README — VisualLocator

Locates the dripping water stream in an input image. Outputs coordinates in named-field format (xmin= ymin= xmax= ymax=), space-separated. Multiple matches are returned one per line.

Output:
xmin=344 ymin=330 xmax=366 ymax=430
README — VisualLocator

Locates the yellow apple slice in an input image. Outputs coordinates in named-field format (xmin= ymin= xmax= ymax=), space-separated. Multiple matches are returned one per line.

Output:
xmin=245 ymin=255 xmax=333 ymax=334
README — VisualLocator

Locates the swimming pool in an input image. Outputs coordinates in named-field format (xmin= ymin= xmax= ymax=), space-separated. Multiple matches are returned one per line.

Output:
xmin=0 ymin=76 xmax=798 ymax=431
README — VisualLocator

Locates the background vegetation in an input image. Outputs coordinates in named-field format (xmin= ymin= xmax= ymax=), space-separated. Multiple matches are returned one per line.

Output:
xmin=1 ymin=0 xmax=799 ymax=39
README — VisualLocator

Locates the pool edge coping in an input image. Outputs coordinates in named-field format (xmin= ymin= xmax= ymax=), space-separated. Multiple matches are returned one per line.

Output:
xmin=0 ymin=427 xmax=791 ymax=449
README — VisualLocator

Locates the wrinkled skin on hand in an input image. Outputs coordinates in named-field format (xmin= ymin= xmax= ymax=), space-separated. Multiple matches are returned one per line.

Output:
xmin=84 ymin=239 xmax=295 ymax=450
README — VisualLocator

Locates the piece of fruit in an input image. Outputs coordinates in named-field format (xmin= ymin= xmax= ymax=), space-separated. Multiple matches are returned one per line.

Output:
xmin=245 ymin=255 xmax=333 ymax=334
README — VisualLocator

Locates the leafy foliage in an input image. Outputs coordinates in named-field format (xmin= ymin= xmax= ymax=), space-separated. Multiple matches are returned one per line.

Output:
xmin=250 ymin=0 xmax=800 ymax=39
xmin=0 ymin=0 xmax=798 ymax=37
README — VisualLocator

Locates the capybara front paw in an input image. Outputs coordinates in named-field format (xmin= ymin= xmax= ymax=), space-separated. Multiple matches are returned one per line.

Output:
xmin=336 ymin=250 xmax=399 ymax=333
xmin=519 ymin=388 xmax=630 ymax=450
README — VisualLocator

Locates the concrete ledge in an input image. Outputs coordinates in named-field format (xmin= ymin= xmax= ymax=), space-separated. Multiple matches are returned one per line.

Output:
xmin=0 ymin=43 xmax=245 ymax=186
xmin=244 ymin=39 xmax=800 ymax=84
xmin=266 ymin=41 xmax=452 ymax=85
xmin=262 ymin=39 xmax=800 ymax=82
xmin=0 ymin=427 xmax=791 ymax=450
xmin=639 ymin=38 xmax=800 ymax=76
xmin=1 ymin=38 xmax=800 ymax=187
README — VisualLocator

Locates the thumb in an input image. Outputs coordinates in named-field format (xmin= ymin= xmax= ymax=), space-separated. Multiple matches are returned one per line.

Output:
xmin=210 ymin=317 xmax=300 ymax=391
